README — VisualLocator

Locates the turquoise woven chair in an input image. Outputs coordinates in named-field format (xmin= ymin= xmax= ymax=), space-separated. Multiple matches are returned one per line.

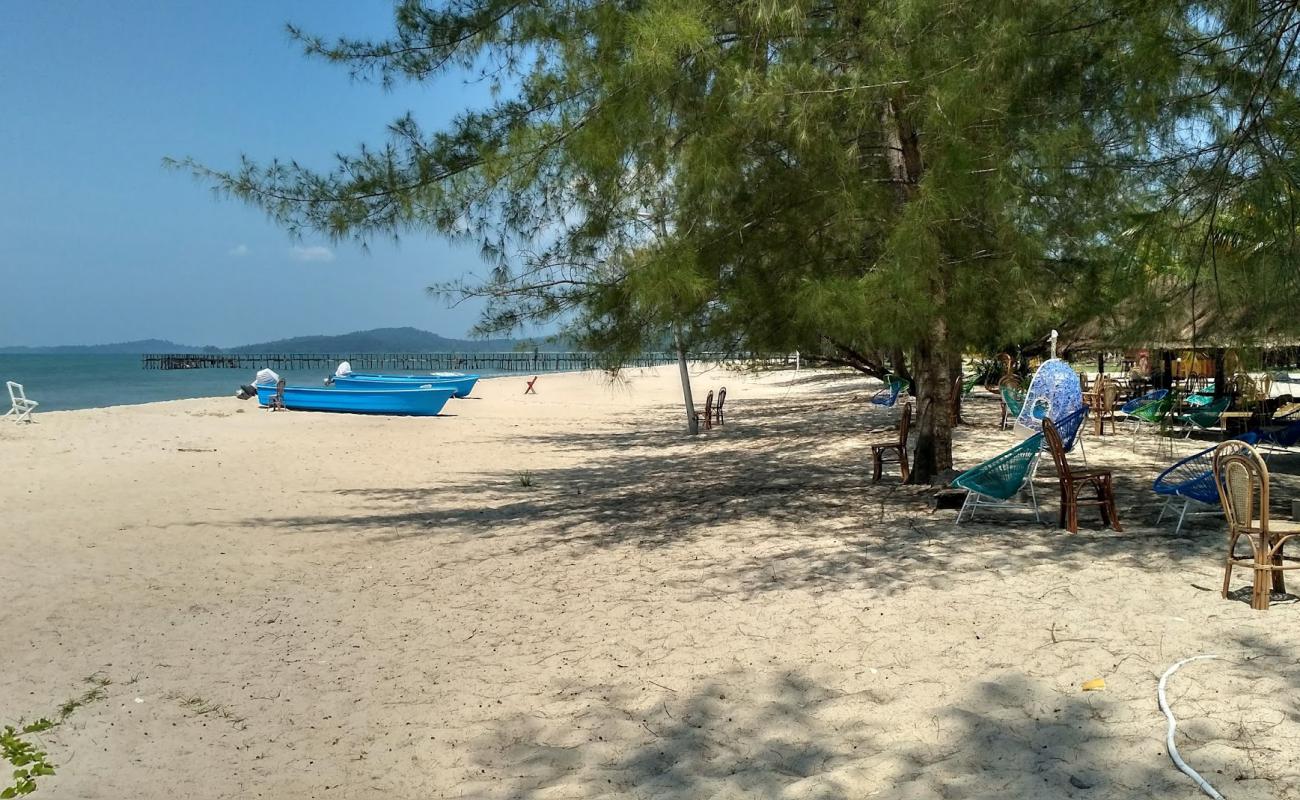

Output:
xmin=1174 ymin=395 xmax=1231 ymax=438
xmin=999 ymin=384 xmax=1027 ymax=429
xmin=953 ymin=433 xmax=1044 ymax=524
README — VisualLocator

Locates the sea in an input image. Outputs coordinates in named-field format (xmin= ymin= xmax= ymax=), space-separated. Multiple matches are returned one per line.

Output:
xmin=0 ymin=354 xmax=511 ymax=412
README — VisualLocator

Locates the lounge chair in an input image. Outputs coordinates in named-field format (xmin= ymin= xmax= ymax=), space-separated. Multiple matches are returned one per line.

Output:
xmin=1212 ymin=440 xmax=1300 ymax=610
xmin=5 ymin=381 xmax=38 ymax=423
xmin=953 ymin=434 xmax=1044 ymax=524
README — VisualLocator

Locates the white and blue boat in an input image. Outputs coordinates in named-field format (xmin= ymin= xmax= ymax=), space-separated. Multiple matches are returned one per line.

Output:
xmin=255 ymin=384 xmax=454 ymax=416
xmin=331 ymin=372 xmax=479 ymax=398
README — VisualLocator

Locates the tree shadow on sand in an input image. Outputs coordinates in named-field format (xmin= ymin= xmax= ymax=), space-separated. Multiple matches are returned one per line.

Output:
xmin=220 ymin=389 xmax=1300 ymax=602
xmin=454 ymin=664 xmax=1241 ymax=799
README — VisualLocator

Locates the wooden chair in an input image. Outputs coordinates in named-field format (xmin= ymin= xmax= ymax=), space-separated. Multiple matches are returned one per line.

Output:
xmin=871 ymin=403 xmax=911 ymax=483
xmin=714 ymin=387 xmax=726 ymax=426
xmin=1212 ymin=440 xmax=1300 ymax=610
xmin=1091 ymin=378 xmax=1119 ymax=436
xmin=269 ymin=378 xmax=287 ymax=412
xmin=694 ymin=390 xmax=714 ymax=431
xmin=1042 ymin=417 xmax=1121 ymax=533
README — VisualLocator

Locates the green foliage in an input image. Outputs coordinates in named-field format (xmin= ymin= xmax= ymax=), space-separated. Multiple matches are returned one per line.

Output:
xmin=515 ymin=470 xmax=535 ymax=488
xmin=0 ymin=725 xmax=56 ymax=798
xmin=176 ymin=0 xmax=1300 ymax=470
xmin=1 ymin=674 xmax=113 ymax=797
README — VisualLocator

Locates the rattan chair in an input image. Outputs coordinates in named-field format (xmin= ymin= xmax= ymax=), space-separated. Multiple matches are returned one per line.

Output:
xmin=694 ymin=390 xmax=714 ymax=431
xmin=1043 ymin=417 xmax=1121 ymax=533
xmin=870 ymin=403 xmax=911 ymax=483
xmin=1212 ymin=440 xmax=1300 ymax=610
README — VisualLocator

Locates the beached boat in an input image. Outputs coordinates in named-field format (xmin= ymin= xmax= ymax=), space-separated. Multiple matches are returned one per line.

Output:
xmin=331 ymin=373 xmax=478 ymax=398
xmin=254 ymin=384 xmax=454 ymax=416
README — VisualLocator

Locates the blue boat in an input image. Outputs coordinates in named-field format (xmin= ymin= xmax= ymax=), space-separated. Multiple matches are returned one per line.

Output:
xmin=255 ymin=384 xmax=454 ymax=416
xmin=331 ymin=373 xmax=478 ymax=398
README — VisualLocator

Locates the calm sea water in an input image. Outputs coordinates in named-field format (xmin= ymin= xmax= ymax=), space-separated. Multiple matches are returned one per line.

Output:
xmin=0 ymin=355 xmax=510 ymax=412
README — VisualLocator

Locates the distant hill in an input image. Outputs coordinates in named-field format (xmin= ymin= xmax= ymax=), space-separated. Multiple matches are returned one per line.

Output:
xmin=225 ymin=327 xmax=546 ymax=354
xmin=0 ymin=328 xmax=558 ymax=355
xmin=0 ymin=339 xmax=206 ymax=354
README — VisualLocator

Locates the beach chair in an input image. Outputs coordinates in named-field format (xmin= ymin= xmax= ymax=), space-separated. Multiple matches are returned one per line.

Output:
xmin=694 ymin=390 xmax=714 ymax=431
xmin=953 ymin=433 xmax=1044 ymax=524
xmin=1173 ymin=395 xmax=1230 ymax=438
xmin=998 ymin=379 xmax=1026 ymax=430
xmin=870 ymin=403 xmax=911 ymax=483
xmin=714 ymin=387 xmax=726 ymax=426
xmin=269 ymin=379 xmax=287 ymax=412
xmin=5 ymin=381 xmax=38 ymax=423
xmin=1128 ymin=394 xmax=1176 ymax=450
xmin=1153 ymin=432 xmax=1259 ymax=535
xmin=1119 ymin=388 xmax=1168 ymax=416
xmin=1092 ymin=379 xmax=1119 ymax=436
xmin=1212 ymin=440 xmax=1300 ymax=610
xmin=1043 ymin=417 xmax=1121 ymax=533
xmin=1049 ymin=405 xmax=1090 ymax=465
xmin=870 ymin=376 xmax=905 ymax=407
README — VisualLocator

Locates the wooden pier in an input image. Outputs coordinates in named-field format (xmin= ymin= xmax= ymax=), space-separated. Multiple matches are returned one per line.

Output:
xmin=140 ymin=351 xmax=772 ymax=372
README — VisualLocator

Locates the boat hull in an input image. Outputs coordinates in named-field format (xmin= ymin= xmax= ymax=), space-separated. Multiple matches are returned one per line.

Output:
xmin=333 ymin=373 xmax=478 ymax=398
xmin=255 ymin=384 xmax=454 ymax=416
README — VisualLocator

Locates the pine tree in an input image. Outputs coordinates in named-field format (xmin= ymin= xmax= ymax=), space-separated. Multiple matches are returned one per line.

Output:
xmin=173 ymin=0 xmax=1300 ymax=481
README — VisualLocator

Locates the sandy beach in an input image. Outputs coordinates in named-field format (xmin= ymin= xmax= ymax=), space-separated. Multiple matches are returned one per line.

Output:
xmin=1 ymin=365 xmax=1297 ymax=799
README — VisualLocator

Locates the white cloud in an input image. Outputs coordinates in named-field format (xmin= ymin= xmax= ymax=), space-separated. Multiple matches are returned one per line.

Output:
xmin=228 ymin=244 xmax=250 ymax=257
xmin=289 ymin=245 xmax=335 ymax=263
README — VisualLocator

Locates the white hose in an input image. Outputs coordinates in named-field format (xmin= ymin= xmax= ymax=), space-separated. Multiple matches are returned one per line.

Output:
xmin=1157 ymin=655 xmax=1225 ymax=800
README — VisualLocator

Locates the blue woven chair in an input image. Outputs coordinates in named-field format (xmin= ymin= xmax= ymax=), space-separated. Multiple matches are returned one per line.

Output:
xmin=1185 ymin=383 xmax=1216 ymax=408
xmin=1256 ymin=419 xmax=1300 ymax=448
xmin=1153 ymin=432 xmax=1260 ymax=534
xmin=871 ymin=376 xmax=906 ymax=407
xmin=1050 ymin=405 xmax=1090 ymax=464
xmin=953 ymin=434 xmax=1044 ymax=524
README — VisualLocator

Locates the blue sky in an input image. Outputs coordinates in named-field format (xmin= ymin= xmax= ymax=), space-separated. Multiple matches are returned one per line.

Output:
xmin=0 ymin=2 xmax=508 ymax=347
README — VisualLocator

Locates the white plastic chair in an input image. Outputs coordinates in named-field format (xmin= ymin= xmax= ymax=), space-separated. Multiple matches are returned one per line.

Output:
xmin=5 ymin=381 xmax=38 ymax=422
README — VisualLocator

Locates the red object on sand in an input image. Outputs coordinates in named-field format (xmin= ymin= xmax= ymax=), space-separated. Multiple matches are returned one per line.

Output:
xmin=525 ymin=376 xmax=538 ymax=394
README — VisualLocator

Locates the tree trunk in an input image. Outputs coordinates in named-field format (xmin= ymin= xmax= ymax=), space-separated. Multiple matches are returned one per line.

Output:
xmin=909 ymin=317 xmax=955 ymax=483
xmin=676 ymin=336 xmax=698 ymax=435
xmin=881 ymin=92 xmax=951 ymax=482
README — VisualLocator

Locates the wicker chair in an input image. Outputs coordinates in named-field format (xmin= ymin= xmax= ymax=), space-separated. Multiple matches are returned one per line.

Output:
xmin=952 ymin=433 xmax=1043 ymax=524
xmin=1092 ymin=379 xmax=1119 ymax=436
xmin=1043 ymin=417 xmax=1121 ymax=533
xmin=694 ymin=390 xmax=714 ymax=431
xmin=714 ymin=387 xmax=726 ymax=426
xmin=871 ymin=403 xmax=911 ymax=483
xmin=1212 ymin=440 xmax=1300 ymax=610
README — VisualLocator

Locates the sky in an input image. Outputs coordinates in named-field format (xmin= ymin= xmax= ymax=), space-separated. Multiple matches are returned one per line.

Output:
xmin=0 ymin=2 xmax=514 ymax=347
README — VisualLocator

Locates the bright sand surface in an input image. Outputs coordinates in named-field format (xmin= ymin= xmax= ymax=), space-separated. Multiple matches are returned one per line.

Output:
xmin=1 ymin=366 xmax=1298 ymax=799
